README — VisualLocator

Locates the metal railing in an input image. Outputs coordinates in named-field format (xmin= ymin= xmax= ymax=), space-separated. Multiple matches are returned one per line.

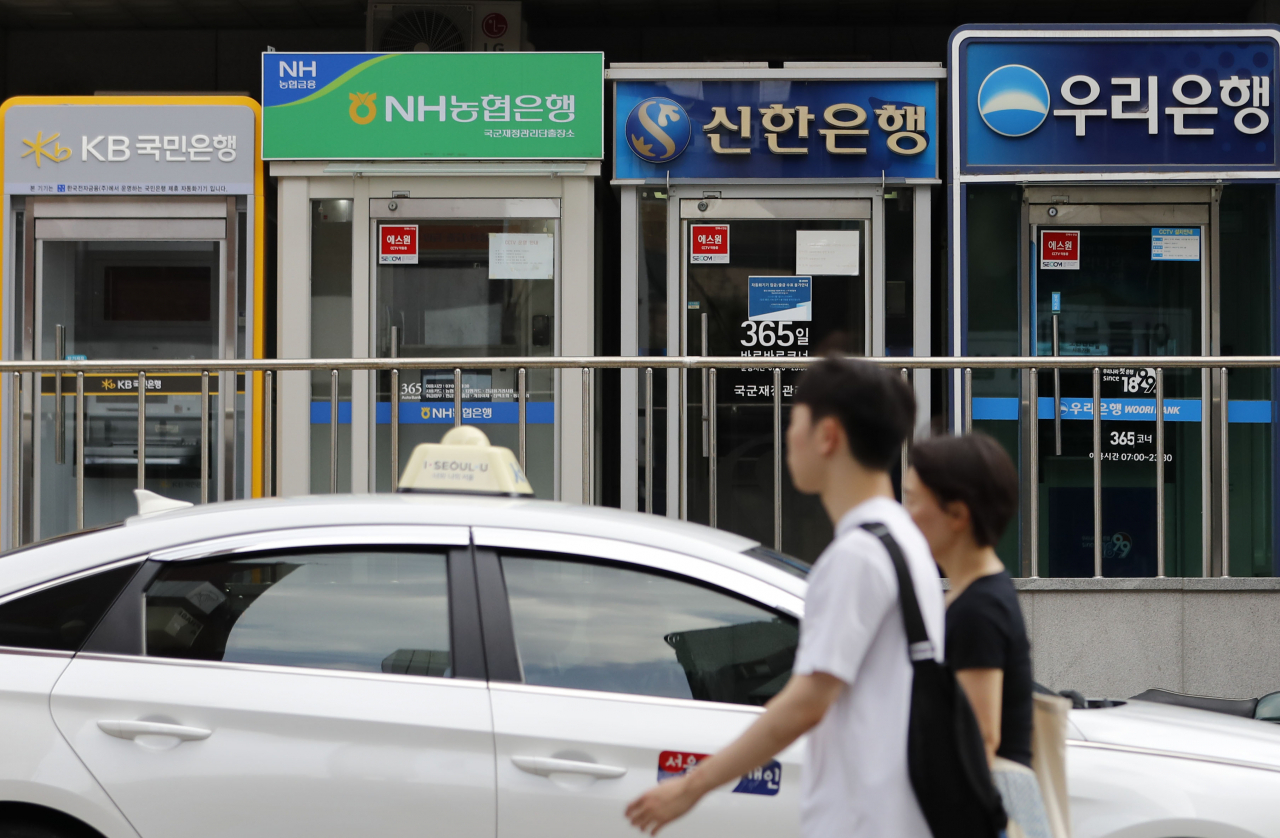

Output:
xmin=4 ymin=354 xmax=1272 ymax=577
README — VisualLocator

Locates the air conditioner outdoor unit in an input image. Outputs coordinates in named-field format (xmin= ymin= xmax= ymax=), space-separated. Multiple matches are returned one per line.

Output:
xmin=366 ymin=2 xmax=523 ymax=53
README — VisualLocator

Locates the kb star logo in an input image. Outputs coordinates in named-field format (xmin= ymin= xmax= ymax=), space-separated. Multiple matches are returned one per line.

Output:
xmin=21 ymin=131 xmax=71 ymax=167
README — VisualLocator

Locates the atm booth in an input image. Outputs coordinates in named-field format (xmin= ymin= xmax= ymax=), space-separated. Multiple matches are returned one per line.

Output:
xmin=611 ymin=64 xmax=943 ymax=560
xmin=264 ymin=52 xmax=602 ymax=500
xmin=1 ymin=97 xmax=263 ymax=544
xmin=951 ymin=26 xmax=1280 ymax=577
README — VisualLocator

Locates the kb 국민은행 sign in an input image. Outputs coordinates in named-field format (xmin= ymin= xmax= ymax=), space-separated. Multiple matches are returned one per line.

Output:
xmin=261 ymin=52 xmax=603 ymax=160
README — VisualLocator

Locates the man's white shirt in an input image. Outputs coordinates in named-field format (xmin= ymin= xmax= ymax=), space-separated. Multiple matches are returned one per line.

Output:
xmin=793 ymin=496 xmax=945 ymax=838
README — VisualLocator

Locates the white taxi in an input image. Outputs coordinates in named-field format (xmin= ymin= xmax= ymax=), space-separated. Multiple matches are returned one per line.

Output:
xmin=0 ymin=430 xmax=1276 ymax=838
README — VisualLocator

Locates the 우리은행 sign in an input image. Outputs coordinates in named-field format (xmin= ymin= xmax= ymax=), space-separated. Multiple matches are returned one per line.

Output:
xmin=380 ymin=224 xmax=418 ymax=264
xmin=262 ymin=52 xmax=603 ymax=160
xmin=1040 ymin=230 xmax=1079 ymax=270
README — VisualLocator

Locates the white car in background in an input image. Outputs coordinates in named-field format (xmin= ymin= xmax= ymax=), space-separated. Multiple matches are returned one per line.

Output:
xmin=0 ymin=489 xmax=1277 ymax=838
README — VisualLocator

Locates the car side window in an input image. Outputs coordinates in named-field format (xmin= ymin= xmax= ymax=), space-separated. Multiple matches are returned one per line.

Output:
xmin=145 ymin=549 xmax=451 ymax=677
xmin=0 ymin=563 xmax=140 ymax=652
xmin=500 ymin=553 xmax=797 ymax=705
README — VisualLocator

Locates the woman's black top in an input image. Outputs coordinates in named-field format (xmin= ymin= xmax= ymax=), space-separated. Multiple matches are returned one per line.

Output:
xmin=945 ymin=571 xmax=1033 ymax=767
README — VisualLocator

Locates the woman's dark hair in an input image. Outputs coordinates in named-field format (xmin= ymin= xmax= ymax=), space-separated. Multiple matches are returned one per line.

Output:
xmin=792 ymin=357 xmax=915 ymax=471
xmin=909 ymin=433 xmax=1018 ymax=547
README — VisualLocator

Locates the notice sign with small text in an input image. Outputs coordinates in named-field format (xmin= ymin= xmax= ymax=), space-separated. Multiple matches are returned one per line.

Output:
xmin=380 ymin=224 xmax=418 ymax=264
xmin=1040 ymin=230 xmax=1079 ymax=270
xmin=1151 ymin=228 xmax=1200 ymax=262
xmin=690 ymin=224 xmax=729 ymax=263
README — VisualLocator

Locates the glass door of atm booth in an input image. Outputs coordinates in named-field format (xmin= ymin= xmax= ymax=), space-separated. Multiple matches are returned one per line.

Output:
xmin=1029 ymin=200 xmax=1210 ymax=577
xmin=371 ymin=199 xmax=559 ymax=498
xmin=681 ymin=197 xmax=870 ymax=559
xmin=24 ymin=198 xmax=245 ymax=539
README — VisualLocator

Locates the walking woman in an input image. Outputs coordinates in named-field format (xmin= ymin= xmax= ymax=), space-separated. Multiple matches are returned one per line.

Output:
xmin=903 ymin=433 xmax=1052 ymax=838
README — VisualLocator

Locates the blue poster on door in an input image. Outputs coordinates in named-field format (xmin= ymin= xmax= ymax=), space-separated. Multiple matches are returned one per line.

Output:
xmin=748 ymin=277 xmax=812 ymax=322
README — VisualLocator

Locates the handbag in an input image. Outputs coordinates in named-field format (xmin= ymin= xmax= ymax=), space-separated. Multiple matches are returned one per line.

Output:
xmin=860 ymin=523 xmax=1007 ymax=838
xmin=1030 ymin=692 xmax=1073 ymax=838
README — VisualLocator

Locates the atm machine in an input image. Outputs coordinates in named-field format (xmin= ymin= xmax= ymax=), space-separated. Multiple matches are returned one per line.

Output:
xmin=1 ymin=97 xmax=264 ymax=543
xmin=263 ymin=51 xmax=603 ymax=501
xmin=951 ymin=26 xmax=1280 ymax=577
xmin=611 ymin=63 xmax=942 ymax=561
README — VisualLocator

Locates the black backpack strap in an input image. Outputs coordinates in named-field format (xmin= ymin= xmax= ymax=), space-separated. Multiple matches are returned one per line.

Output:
xmin=859 ymin=522 xmax=936 ymax=663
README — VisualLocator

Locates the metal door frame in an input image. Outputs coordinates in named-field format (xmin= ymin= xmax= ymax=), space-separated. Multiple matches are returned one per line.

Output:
xmin=668 ymin=187 xmax=882 ymax=522
xmin=25 ymin=203 xmax=235 ymax=538
xmin=366 ymin=197 xmax=564 ymax=498
xmin=1021 ymin=185 xmax=1219 ymax=576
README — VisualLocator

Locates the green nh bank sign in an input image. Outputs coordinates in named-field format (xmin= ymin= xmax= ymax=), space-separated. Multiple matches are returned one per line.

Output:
xmin=261 ymin=52 xmax=604 ymax=160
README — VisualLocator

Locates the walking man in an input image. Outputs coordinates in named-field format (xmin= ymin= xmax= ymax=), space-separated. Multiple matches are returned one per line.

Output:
xmin=625 ymin=357 xmax=944 ymax=837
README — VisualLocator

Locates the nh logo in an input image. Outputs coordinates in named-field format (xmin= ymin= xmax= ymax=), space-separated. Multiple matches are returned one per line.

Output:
xmin=279 ymin=60 xmax=316 ymax=78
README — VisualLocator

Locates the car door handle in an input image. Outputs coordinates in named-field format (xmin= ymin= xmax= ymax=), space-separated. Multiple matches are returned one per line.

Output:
xmin=511 ymin=755 xmax=627 ymax=779
xmin=97 ymin=720 xmax=212 ymax=742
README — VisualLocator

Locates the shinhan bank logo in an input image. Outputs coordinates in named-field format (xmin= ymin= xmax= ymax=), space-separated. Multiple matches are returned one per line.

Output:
xmin=978 ymin=65 xmax=1050 ymax=137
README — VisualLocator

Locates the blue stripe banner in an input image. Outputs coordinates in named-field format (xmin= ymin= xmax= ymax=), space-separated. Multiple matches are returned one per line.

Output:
xmin=311 ymin=401 xmax=556 ymax=425
xmin=972 ymin=397 xmax=1272 ymax=424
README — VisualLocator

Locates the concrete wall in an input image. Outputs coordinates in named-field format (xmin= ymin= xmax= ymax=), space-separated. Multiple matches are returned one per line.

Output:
xmin=1013 ymin=579 xmax=1280 ymax=700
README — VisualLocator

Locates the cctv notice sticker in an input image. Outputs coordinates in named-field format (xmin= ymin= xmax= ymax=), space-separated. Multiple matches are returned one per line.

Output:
xmin=691 ymin=225 xmax=730 ymax=263
xmin=1151 ymin=228 xmax=1200 ymax=262
xmin=658 ymin=751 xmax=781 ymax=796
xmin=1040 ymin=230 xmax=1079 ymax=270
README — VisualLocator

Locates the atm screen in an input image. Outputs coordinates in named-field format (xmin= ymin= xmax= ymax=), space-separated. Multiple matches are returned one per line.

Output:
xmin=104 ymin=266 xmax=212 ymax=322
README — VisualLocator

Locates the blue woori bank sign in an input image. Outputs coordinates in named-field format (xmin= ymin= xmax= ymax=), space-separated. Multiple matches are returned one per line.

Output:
xmin=952 ymin=25 xmax=1280 ymax=176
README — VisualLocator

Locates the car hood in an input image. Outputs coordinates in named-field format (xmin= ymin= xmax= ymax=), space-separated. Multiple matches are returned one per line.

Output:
xmin=1071 ymin=698 xmax=1280 ymax=771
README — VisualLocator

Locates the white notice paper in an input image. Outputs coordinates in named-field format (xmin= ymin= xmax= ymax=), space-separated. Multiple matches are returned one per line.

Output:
xmin=795 ymin=230 xmax=860 ymax=276
xmin=489 ymin=233 xmax=555 ymax=280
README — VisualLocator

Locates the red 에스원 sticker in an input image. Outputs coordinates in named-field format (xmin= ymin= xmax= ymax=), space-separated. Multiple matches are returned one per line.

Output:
xmin=690 ymin=225 xmax=729 ymax=264
xmin=1040 ymin=230 xmax=1079 ymax=270
xmin=380 ymin=224 xmax=419 ymax=265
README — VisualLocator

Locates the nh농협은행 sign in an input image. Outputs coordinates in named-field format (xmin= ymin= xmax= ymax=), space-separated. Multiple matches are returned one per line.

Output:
xmin=262 ymin=52 xmax=603 ymax=160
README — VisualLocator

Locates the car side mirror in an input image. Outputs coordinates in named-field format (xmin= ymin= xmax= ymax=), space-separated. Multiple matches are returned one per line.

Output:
xmin=1256 ymin=691 xmax=1280 ymax=723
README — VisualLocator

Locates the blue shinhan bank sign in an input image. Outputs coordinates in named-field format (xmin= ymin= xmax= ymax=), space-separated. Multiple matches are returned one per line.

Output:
xmin=952 ymin=26 xmax=1280 ymax=175
xmin=614 ymin=80 xmax=938 ymax=180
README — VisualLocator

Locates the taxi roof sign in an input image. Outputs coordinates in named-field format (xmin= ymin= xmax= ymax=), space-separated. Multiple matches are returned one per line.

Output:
xmin=399 ymin=426 xmax=534 ymax=497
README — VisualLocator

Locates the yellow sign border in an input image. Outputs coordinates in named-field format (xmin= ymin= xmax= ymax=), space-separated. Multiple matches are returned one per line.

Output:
xmin=0 ymin=95 xmax=267 ymax=499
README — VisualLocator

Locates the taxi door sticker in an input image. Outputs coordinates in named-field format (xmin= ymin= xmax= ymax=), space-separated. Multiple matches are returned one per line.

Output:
xmin=657 ymin=751 xmax=781 ymax=796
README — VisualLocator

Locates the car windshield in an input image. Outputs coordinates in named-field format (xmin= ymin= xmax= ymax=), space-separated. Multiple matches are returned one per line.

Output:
xmin=742 ymin=545 xmax=811 ymax=578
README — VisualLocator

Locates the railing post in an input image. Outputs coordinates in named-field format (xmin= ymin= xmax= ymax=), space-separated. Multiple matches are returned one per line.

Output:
xmin=679 ymin=363 xmax=687 ymax=520
xmin=518 ymin=368 xmax=527 ymax=473
xmin=773 ymin=366 xmax=783 ymax=551
xmin=644 ymin=367 xmax=654 ymax=515
xmin=330 ymin=369 xmax=339 ymax=494
xmin=1155 ymin=367 xmax=1165 ymax=578
xmin=1093 ymin=366 xmax=1102 ymax=578
xmin=963 ymin=367 xmax=973 ymax=434
xmin=1028 ymin=367 xmax=1039 ymax=578
xmin=200 ymin=371 xmax=210 ymax=504
xmin=708 ymin=366 xmax=717 ymax=528
xmin=900 ymin=368 xmax=910 ymax=486
xmin=10 ymin=372 xmax=20 ymax=550
xmin=390 ymin=326 xmax=400 ymax=493
xmin=582 ymin=367 xmax=591 ymax=505
xmin=1221 ymin=367 xmax=1230 ymax=577
xmin=54 ymin=324 xmax=65 ymax=465
xmin=75 ymin=372 xmax=84 ymax=530
xmin=390 ymin=368 xmax=400 ymax=492
xmin=453 ymin=368 xmax=462 ymax=428
xmin=137 ymin=371 xmax=146 ymax=490
xmin=263 ymin=370 xmax=273 ymax=498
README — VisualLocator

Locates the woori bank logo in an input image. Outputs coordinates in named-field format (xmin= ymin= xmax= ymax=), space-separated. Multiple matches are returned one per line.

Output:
xmin=978 ymin=65 xmax=1050 ymax=137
